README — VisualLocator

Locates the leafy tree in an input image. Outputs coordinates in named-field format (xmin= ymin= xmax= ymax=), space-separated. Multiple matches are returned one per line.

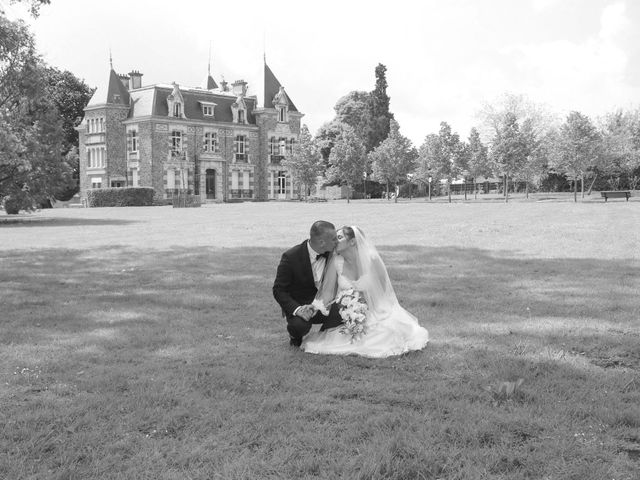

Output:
xmin=325 ymin=124 xmax=367 ymax=203
xmin=0 ymin=15 xmax=74 ymax=211
xmin=516 ymin=119 xmax=548 ymax=198
xmin=491 ymin=112 xmax=527 ymax=202
xmin=436 ymin=122 xmax=463 ymax=202
xmin=600 ymin=109 xmax=640 ymax=190
xmin=44 ymin=67 xmax=94 ymax=154
xmin=315 ymin=119 xmax=346 ymax=170
xmin=5 ymin=1 xmax=50 ymax=17
xmin=282 ymin=125 xmax=323 ymax=201
xmin=549 ymin=111 xmax=602 ymax=202
xmin=334 ymin=91 xmax=371 ymax=146
xmin=415 ymin=133 xmax=443 ymax=197
xmin=369 ymin=120 xmax=416 ymax=202
xmin=467 ymin=127 xmax=490 ymax=198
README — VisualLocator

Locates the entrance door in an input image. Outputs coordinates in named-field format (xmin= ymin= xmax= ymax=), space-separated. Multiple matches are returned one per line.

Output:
xmin=206 ymin=169 xmax=216 ymax=199
xmin=277 ymin=171 xmax=287 ymax=200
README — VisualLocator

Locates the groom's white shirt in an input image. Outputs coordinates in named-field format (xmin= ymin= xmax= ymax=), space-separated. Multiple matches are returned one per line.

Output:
xmin=292 ymin=242 xmax=326 ymax=318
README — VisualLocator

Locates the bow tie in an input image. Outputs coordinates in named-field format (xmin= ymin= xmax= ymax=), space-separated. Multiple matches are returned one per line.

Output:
xmin=316 ymin=252 xmax=329 ymax=260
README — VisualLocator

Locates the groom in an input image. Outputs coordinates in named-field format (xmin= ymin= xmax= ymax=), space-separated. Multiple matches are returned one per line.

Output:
xmin=273 ymin=220 xmax=343 ymax=347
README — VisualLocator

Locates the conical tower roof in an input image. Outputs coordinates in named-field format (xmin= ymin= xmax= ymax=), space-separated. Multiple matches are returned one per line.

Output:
xmin=264 ymin=62 xmax=297 ymax=112
xmin=86 ymin=68 xmax=131 ymax=108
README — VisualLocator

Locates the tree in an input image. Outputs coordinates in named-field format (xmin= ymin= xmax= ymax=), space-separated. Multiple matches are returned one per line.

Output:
xmin=415 ymin=133 xmax=443 ymax=198
xmin=436 ymin=122 xmax=463 ymax=202
xmin=549 ymin=111 xmax=602 ymax=202
xmin=491 ymin=112 xmax=527 ymax=202
xmin=282 ymin=125 xmax=323 ymax=201
xmin=600 ymin=108 xmax=640 ymax=190
xmin=334 ymin=91 xmax=371 ymax=146
xmin=325 ymin=124 xmax=367 ymax=203
xmin=0 ymin=15 xmax=74 ymax=211
xmin=516 ymin=119 xmax=548 ymax=198
xmin=467 ymin=127 xmax=490 ymax=199
xmin=368 ymin=63 xmax=394 ymax=153
xmin=4 ymin=1 xmax=51 ymax=17
xmin=369 ymin=119 xmax=416 ymax=203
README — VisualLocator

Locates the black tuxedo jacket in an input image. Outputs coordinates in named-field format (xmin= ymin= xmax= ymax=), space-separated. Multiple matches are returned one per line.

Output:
xmin=273 ymin=240 xmax=318 ymax=319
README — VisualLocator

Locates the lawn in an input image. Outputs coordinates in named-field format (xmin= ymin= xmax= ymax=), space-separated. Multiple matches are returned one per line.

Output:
xmin=1 ymin=198 xmax=639 ymax=479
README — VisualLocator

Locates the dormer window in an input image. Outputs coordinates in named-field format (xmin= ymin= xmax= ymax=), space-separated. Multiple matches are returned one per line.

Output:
xmin=272 ymin=86 xmax=289 ymax=123
xmin=167 ymin=82 xmax=187 ymax=119
xmin=200 ymin=101 xmax=217 ymax=118
xmin=231 ymin=97 xmax=247 ymax=124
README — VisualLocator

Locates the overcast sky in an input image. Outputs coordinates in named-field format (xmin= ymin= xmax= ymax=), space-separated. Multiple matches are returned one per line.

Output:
xmin=4 ymin=0 xmax=640 ymax=146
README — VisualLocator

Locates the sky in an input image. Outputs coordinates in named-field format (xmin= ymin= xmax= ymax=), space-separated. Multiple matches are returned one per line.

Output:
xmin=3 ymin=0 xmax=640 ymax=146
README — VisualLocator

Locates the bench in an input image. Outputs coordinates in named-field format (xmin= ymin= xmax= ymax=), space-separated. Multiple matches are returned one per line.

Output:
xmin=600 ymin=191 xmax=631 ymax=202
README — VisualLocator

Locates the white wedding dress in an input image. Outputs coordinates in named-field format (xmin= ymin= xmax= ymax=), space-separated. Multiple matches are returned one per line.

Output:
xmin=301 ymin=229 xmax=429 ymax=358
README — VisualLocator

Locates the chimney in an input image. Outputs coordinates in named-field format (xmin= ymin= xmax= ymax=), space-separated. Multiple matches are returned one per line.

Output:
xmin=128 ymin=70 xmax=143 ymax=90
xmin=232 ymin=79 xmax=248 ymax=96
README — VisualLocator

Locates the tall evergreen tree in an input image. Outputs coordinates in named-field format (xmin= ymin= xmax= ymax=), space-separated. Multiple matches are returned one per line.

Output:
xmin=367 ymin=63 xmax=394 ymax=153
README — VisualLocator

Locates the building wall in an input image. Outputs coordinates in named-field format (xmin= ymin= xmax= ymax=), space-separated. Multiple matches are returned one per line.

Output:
xmin=80 ymin=97 xmax=301 ymax=203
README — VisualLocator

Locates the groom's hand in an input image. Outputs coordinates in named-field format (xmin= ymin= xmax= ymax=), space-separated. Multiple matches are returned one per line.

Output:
xmin=297 ymin=305 xmax=315 ymax=321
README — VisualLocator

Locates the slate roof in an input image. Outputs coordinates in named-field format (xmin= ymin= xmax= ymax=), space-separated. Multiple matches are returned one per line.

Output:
xmin=263 ymin=63 xmax=297 ymax=112
xmin=86 ymin=68 xmax=131 ymax=107
xmin=129 ymin=85 xmax=257 ymax=124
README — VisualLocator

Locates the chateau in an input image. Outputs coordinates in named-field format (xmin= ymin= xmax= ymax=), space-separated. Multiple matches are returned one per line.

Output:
xmin=77 ymin=62 xmax=303 ymax=202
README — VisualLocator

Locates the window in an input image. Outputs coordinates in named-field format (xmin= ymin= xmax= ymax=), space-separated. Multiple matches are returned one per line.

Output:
xmin=278 ymin=106 xmax=287 ymax=122
xmin=173 ymin=103 xmax=182 ymax=117
xmin=278 ymin=137 xmax=286 ymax=156
xmin=286 ymin=138 xmax=295 ymax=155
xmin=99 ymin=118 xmax=105 ymax=132
xmin=234 ymin=135 xmax=246 ymax=162
xmin=238 ymin=110 xmax=245 ymax=124
xmin=127 ymin=130 xmax=138 ymax=152
xmin=91 ymin=177 xmax=102 ymax=189
xmin=269 ymin=137 xmax=278 ymax=156
xmin=203 ymin=131 xmax=218 ymax=153
xmin=87 ymin=147 xmax=105 ymax=168
xmin=203 ymin=105 xmax=213 ymax=116
xmin=171 ymin=131 xmax=182 ymax=152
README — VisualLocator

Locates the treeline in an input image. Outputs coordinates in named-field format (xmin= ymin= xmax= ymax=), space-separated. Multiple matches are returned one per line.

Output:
xmin=0 ymin=3 xmax=94 ymax=212
xmin=287 ymin=70 xmax=640 ymax=203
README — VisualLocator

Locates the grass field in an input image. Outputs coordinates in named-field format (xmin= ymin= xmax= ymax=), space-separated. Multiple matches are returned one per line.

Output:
xmin=1 ymin=198 xmax=639 ymax=479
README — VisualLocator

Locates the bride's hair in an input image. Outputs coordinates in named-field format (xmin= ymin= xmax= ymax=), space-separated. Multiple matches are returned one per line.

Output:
xmin=340 ymin=226 xmax=356 ymax=240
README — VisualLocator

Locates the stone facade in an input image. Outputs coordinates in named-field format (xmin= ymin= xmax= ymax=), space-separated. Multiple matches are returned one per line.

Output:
xmin=77 ymin=64 xmax=303 ymax=203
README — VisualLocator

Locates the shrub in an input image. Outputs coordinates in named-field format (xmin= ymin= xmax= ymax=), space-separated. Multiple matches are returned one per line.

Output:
xmin=86 ymin=187 xmax=155 ymax=207
xmin=2 ymin=190 xmax=34 ymax=214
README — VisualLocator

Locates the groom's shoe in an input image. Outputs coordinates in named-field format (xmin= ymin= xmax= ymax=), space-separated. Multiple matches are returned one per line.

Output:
xmin=289 ymin=336 xmax=302 ymax=347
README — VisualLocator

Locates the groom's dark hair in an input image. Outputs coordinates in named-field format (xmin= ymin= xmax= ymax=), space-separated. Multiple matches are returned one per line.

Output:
xmin=310 ymin=220 xmax=335 ymax=239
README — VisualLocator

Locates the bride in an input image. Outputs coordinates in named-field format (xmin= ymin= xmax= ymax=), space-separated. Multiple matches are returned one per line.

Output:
xmin=301 ymin=226 xmax=429 ymax=358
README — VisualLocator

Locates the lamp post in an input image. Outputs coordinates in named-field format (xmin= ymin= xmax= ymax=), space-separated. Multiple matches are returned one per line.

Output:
xmin=428 ymin=174 xmax=432 ymax=201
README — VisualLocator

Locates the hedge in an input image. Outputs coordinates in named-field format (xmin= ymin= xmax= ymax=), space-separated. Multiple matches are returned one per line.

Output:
xmin=86 ymin=187 xmax=155 ymax=207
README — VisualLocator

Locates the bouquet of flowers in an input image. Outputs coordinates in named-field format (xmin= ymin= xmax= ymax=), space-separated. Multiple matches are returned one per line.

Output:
xmin=336 ymin=288 xmax=368 ymax=342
